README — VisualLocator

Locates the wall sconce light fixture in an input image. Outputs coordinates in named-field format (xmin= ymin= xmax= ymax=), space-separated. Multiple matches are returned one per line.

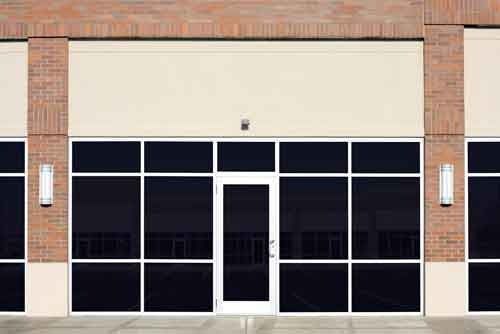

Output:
xmin=439 ymin=163 xmax=454 ymax=206
xmin=39 ymin=164 xmax=54 ymax=206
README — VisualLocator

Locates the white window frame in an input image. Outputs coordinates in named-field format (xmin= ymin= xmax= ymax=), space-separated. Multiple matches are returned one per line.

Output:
xmin=0 ymin=137 xmax=27 ymax=315
xmin=69 ymin=137 xmax=423 ymax=316
xmin=465 ymin=137 xmax=500 ymax=315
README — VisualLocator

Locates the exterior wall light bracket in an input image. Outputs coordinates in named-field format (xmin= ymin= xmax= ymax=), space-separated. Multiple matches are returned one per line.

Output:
xmin=39 ymin=164 xmax=54 ymax=206
xmin=439 ymin=163 xmax=454 ymax=206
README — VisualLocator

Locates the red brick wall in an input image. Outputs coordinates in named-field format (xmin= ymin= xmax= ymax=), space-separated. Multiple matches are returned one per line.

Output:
xmin=0 ymin=0 xmax=423 ymax=39
xmin=28 ymin=38 xmax=68 ymax=263
xmin=424 ymin=25 xmax=465 ymax=262
xmin=426 ymin=0 xmax=500 ymax=24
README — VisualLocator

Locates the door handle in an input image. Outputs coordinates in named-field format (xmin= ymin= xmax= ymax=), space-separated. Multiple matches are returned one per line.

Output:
xmin=269 ymin=240 xmax=276 ymax=258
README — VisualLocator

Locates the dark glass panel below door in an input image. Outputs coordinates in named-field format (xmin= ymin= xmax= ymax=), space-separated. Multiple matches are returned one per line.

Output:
xmin=223 ymin=185 xmax=269 ymax=301
xmin=72 ymin=263 xmax=140 ymax=312
xmin=280 ymin=177 xmax=348 ymax=259
xmin=469 ymin=263 xmax=500 ymax=311
xmin=352 ymin=263 xmax=420 ymax=312
xmin=145 ymin=263 xmax=213 ymax=312
xmin=0 ymin=178 xmax=25 ymax=259
xmin=280 ymin=264 xmax=348 ymax=312
xmin=0 ymin=264 xmax=24 ymax=312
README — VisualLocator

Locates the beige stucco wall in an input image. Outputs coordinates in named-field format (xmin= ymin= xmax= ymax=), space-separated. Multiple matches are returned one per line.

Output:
xmin=0 ymin=42 xmax=27 ymax=136
xmin=465 ymin=29 xmax=500 ymax=136
xmin=425 ymin=262 xmax=466 ymax=316
xmin=69 ymin=41 xmax=423 ymax=137
xmin=27 ymin=263 xmax=68 ymax=317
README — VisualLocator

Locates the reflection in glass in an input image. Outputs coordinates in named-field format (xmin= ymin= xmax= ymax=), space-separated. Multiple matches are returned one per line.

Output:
xmin=0 ymin=178 xmax=24 ymax=259
xmin=72 ymin=263 xmax=140 ymax=312
xmin=145 ymin=142 xmax=213 ymax=173
xmin=0 ymin=264 xmax=24 ymax=311
xmin=223 ymin=185 xmax=269 ymax=301
xmin=72 ymin=142 xmax=140 ymax=173
xmin=352 ymin=263 xmax=420 ymax=312
xmin=145 ymin=177 xmax=213 ymax=259
xmin=352 ymin=178 xmax=420 ymax=259
xmin=469 ymin=178 xmax=500 ymax=258
xmin=352 ymin=142 xmax=420 ymax=173
xmin=0 ymin=142 xmax=24 ymax=173
xmin=280 ymin=264 xmax=348 ymax=312
xmin=72 ymin=177 xmax=140 ymax=259
xmin=218 ymin=142 xmax=275 ymax=171
xmin=469 ymin=263 xmax=500 ymax=311
xmin=145 ymin=263 xmax=212 ymax=312
xmin=279 ymin=142 xmax=347 ymax=173
xmin=280 ymin=178 xmax=347 ymax=259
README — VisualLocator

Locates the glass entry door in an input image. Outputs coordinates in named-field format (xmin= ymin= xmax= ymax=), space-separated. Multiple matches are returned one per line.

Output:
xmin=216 ymin=177 xmax=277 ymax=315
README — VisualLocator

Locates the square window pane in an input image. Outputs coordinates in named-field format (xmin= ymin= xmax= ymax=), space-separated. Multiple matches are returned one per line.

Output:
xmin=469 ymin=178 xmax=500 ymax=258
xmin=469 ymin=263 xmax=500 ymax=311
xmin=0 ymin=178 xmax=24 ymax=259
xmin=0 ymin=264 xmax=24 ymax=312
xmin=353 ymin=178 xmax=420 ymax=259
xmin=145 ymin=177 xmax=213 ymax=259
xmin=72 ymin=177 xmax=140 ymax=259
xmin=72 ymin=142 xmax=140 ymax=173
xmin=280 ymin=142 xmax=347 ymax=173
xmin=145 ymin=263 xmax=213 ymax=312
xmin=280 ymin=178 xmax=347 ymax=259
xmin=0 ymin=142 xmax=24 ymax=173
xmin=72 ymin=263 xmax=140 ymax=312
xmin=145 ymin=142 xmax=213 ymax=173
xmin=218 ymin=142 xmax=274 ymax=172
xmin=280 ymin=264 xmax=347 ymax=312
xmin=352 ymin=142 xmax=420 ymax=173
xmin=468 ymin=142 xmax=500 ymax=173
xmin=352 ymin=263 xmax=420 ymax=312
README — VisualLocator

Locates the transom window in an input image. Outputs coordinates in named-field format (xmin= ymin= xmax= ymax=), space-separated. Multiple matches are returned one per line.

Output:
xmin=70 ymin=138 xmax=422 ymax=314
xmin=0 ymin=140 xmax=26 ymax=313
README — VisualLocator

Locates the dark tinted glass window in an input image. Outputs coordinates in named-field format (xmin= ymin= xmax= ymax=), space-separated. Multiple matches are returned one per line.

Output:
xmin=72 ymin=263 xmax=140 ymax=312
xmin=280 ymin=178 xmax=347 ymax=259
xmin=469 ymin=178 xmax=500 ymax=258
xmin=72 ymin=142 xmax=140 ymax=173
xmin=0 ymin=178 xmax=24 ymax=259
xmin=469 ymin=263 xmax=500 ymax=311
xmin=469 ymin=142 xmax=500 ymax=173
xmin=145 ymin=142 xmax=212 ymax=173
xmin=224 ymin=185 xmax=269 ymax=301
xmin=0 ymin=264 xmax=24 ymax=311
xmin=352 ymin=142 xmax=420 ymax=173
xmin=145 ymin=263 xmax=212 ymax=312
xmin=280 ymin=264 xmax=347 ymax=312
xmin=352 ymin=263 xmax=420 ymax=312
xmin=218 ymin=142 xmax=274 ymax=172
xmin=145 ymin=177 xmax=213 ymax=259
xmin=0 ymin=142 xmax=24 ymax=173
xmin=280 ymin=142 xmax=347 ymax=173
xmin=72 ymin=177 xmax=140 ymax=259
xmin=352 ymin=178 xmax=420 ymax=259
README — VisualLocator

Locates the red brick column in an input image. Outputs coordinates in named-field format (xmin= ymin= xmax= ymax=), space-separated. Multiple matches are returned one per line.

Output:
xmin=424 ymin=25 xmax=465 ymax=316
xmin=27 ymin=37 xmax=69 ymax=316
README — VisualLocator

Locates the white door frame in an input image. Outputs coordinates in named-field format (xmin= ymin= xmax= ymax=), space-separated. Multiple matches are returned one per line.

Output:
xmin=215 ymin=175 xmax=278 ymax=315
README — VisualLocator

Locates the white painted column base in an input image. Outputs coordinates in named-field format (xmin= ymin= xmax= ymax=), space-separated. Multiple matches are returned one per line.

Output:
xmin=27 ymin=263 xmax=68 ymax=317
xmin=425 ymin=262 xmax=466 ymax=316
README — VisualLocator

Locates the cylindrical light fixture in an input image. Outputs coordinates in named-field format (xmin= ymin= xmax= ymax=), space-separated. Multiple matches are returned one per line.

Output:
xmin=439 ymin=164 xmax=454 ymax=206
xmin=39 ymin=164 xmax=54 ymax=206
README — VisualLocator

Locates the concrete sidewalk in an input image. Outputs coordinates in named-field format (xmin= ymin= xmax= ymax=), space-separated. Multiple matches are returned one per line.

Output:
xmin=0 ymin=316 xmax=495 ymax=334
